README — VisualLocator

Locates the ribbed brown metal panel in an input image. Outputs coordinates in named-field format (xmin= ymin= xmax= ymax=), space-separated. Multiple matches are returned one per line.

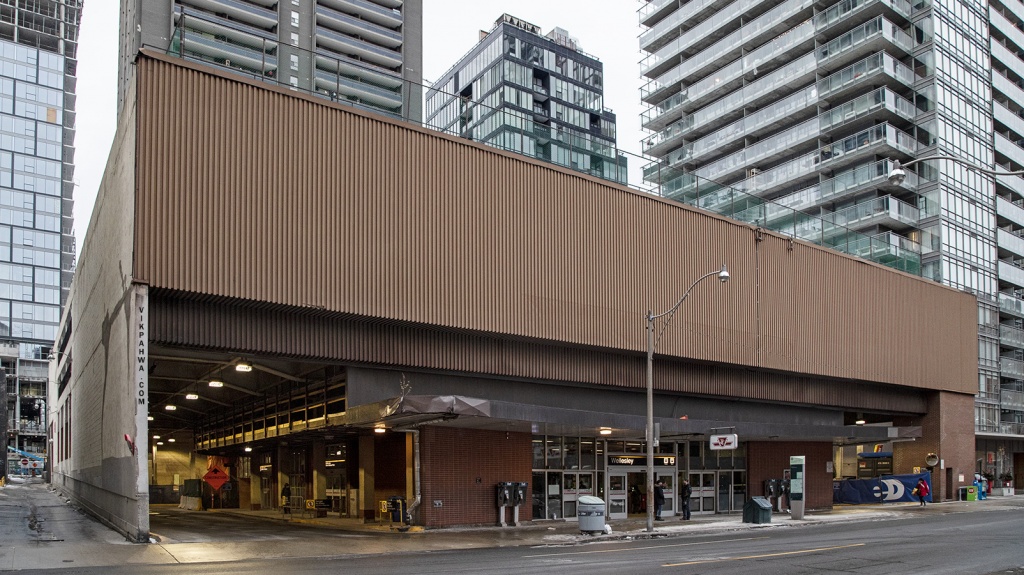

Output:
xmin=149 ymin=294 xmax=927 ymax=413
xmin=133 ymin=52 xmax=976 ymax=396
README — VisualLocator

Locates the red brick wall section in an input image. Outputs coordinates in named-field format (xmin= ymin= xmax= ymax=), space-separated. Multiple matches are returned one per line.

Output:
xmin=747 ymin=441 xmax=834 ymax=511
xmin=893 ymin=391 xmax=974 ymax=502
xmin=419 ymin=426 xmax=532 ymax=528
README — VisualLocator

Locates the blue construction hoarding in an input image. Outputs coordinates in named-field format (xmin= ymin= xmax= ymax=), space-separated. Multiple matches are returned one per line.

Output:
xmin=834 ymin=472 xmax=931 ymax=504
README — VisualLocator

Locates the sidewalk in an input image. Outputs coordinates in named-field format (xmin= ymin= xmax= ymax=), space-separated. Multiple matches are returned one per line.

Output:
xmin=4 ymin=481 xmax=1023 ymax=571
xmin=203 ymin=492 xmax=1024 ymax=544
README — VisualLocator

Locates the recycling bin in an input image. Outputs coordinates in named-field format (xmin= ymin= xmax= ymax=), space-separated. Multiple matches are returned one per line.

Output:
xmin=577 ymin=495 xmax=606 ymax=533
xmin=742 ymin=496 xmax=772 ymax=524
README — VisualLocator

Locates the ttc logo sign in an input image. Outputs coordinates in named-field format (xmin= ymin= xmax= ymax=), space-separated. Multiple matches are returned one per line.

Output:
xmin=709 ymin=433 xmax=738 ymax=451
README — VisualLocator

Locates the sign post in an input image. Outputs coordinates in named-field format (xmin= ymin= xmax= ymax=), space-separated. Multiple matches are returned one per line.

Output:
xmin=789 ymin=456 xmax=805 ymax=520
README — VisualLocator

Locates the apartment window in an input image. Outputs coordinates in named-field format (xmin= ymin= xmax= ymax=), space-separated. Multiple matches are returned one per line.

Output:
xmin=289 ymin=76 xmax=299 ymax=88
xmin=290 ymin=54 xmax=299 ymax=71
xmin=291 ymin=33 xmax=299 ymax=46
xmin=291 ymin=11 xmax=299 ymax=27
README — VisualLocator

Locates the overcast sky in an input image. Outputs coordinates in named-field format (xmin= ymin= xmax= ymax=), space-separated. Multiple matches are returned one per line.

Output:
xmin=74 ymin=1 xmax=645 ymax=249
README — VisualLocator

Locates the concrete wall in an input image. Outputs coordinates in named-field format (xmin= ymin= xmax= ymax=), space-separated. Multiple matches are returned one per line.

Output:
xmin=50 ymin=76 xmax=148 ymax=541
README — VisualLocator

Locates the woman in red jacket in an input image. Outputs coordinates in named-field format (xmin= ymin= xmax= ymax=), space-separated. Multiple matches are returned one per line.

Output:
xmin=915 ymin=478 xmax=930 ymax=506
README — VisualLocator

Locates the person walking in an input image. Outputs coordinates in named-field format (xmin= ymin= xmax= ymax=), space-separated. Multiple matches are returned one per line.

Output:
xmin=915 ymin=478 xmax=930 ymax=506
xmin=654 ymin=480 xmax=666 ymax=521
xmin=281 ymin=482 xmax=292 ymax=514
xmin=681 ymin=479 xmax=693 ymax=520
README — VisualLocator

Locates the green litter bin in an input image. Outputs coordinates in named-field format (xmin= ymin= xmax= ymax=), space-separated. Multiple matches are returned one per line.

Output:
xmin=743 ymin=496 xmax=772 ymax=523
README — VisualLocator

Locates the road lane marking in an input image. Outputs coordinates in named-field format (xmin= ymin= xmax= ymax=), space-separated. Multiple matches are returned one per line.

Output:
xmin=664 ymin=542 xmax=867 ymax=566
xmin=522 ymin=537 xmax=768 ymax=558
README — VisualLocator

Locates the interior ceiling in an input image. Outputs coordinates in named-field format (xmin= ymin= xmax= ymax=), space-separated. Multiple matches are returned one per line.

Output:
xmin=147 ymin=345 xmax=334 ymax=440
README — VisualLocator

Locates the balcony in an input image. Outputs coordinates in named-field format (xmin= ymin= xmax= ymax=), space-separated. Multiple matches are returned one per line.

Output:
xmin=315 ymin=25 xmax=402 ymax=69
xmin=1002 ymin=355 xmax=1024 ymax=379
xmin=992 ymin=41 xmax=1024 ymax=82
xmin=639 ymin=0 xmax=734 ymax=52
xmin=816 ymin=16 xmax=913 ymax=73
xmin=998 ymin=195 xmax=1024 ymax=229
xmin=179 ymin=31 xmax=278 ymax=74
xmin=318 ymin=0 xmax=403 ymax=28
xmin=180 ymin=0 xmax=278 ymax=29
xmin=642 ymin=0 xmax=814 ymax=82
xmin=999 ymin=227 xmax=1024 ymax=259
xmin=640 ymin=0 xmax=685 ymax=28
xmin=991 ymin=7 xmax=1024 ymax=55
xmin=997 ymin=132 xmax=1024 ymax=169
xmin=993 ymin=71 xmax=1024 ymax=118
xmin=1001 ymin=323 xmax=1024 ymax=349
xmin=999 ymin=421 xmax=1024 ymax=435
xmin=999 ymin=259 xmax=1024 ymax=289
xmin=1000 ymin=291 xmax=1024 ymax=318
xmin=697 ymin=122 xmax=916 ymax=199
xmin=315 ymin=5 xmax=402 ymax=49
xmin=995 ymin=102 xmax=1024 ymax=143
xmin=821 ymin=195 xmax=919 ymax=232
xmin=312 ymin=68 xmax=402 ymax=110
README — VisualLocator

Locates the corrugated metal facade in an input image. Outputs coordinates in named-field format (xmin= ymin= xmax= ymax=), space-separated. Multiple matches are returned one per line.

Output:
xmin=134 ymin=52 xmax=976 ymax=399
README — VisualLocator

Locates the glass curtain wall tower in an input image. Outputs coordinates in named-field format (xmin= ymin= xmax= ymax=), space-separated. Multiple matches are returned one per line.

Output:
xmin=638 ymin=0 xmax=1021 ymax=477
xmin=0 ymin=0 xmax=81 ymax=476
xmin=426 ymin=14 xmax=627 ymax=184
xmin=118 ymin=0 xmax=423 ymax=120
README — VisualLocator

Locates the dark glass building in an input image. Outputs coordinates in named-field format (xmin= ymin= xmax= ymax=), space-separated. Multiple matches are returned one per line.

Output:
xmin=426 ymin=14 xmax=626 ymax=183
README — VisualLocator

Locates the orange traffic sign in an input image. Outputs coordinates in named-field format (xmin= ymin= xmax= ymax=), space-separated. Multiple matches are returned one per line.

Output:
xmin=202 ymin=467 xmax=229 ymax=490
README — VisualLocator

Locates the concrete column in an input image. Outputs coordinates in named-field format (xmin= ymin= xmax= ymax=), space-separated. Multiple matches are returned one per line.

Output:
xmin=359 ymin=435 xmax=376 ymax=521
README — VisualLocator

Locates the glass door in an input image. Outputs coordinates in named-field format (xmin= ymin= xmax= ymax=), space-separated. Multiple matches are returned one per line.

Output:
xmin=656 ymin=471 xmax=675 ymax=516
xmin=718 ymin=470 xmax=733 ymax=513
xmin=691 ymin=471 xmax=716 ymax=514
xmin=608 ymin=472 xmax=627 ymax=519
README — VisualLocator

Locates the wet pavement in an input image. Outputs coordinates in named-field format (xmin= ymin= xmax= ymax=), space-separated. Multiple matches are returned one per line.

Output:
xmin=3 ymin=481 xmax=1024 ymax=571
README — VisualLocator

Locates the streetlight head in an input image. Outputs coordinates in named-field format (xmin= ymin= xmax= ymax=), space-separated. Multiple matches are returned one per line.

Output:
xmin=888 ymin=159 xmax=906 ymax=186
xmin=718 ymin=265 xmax=730 ymax=283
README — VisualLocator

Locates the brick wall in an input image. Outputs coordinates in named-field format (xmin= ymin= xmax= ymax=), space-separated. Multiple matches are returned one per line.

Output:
xmin=893 ymin=391 xmax=974 ymax=502
xmin=747 ymin=441 xmax=834 ymax=510
xmin=419 ymin=426 xmax=532 ymax=528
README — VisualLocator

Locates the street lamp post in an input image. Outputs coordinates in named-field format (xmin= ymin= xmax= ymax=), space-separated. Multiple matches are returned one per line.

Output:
xmin=645 ymin=264 xmax=729 ymax=532
xmin=887 ymin=157 xmax=1024 ymax=185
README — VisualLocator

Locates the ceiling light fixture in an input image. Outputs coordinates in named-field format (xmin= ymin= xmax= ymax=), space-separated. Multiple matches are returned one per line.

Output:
xmin=165 ymin=405 xmax=177 ymax=411
xmin=235 ymin=361 xmax=253 ymax=372
xmin=244 ymin=446 xmax=252 ymax=452
xmin=599 ymin=428 xmax=612 ymax=435
xmin=168 ymin=438 xmax=175 ymax=443
xmin=208 ymin=380 xmax=224 ymax=388
xmin=185 ymin=393 xmax=199 ymax=400
xmin=157 ymin=441 xmax=164 ymax=446
xmin=147 ymin=416 xmax=154 ymax=421
xmin=374 ymin=426 xmax=386 ymax=434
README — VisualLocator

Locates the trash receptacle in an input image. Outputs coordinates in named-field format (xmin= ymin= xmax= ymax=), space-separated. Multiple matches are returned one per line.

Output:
xmin=965 ymin=486 xmax=978 ymax=501
xmin=577 ymin=495 xmax=606 ymax=533
xmin=388 ymin=495 xmax=407 ymax=523
xmin=742 ymin=496 xmax=772 ymax=524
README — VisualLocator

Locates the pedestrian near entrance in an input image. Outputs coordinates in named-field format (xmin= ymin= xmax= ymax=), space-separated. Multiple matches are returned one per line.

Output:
xmin=681 ymin=479 xmax=692 ymax=520
xmin=654 ymin=480 xmax=666 ymax=521
xmin=914 ymin=478 xmax=930 ymax=506
xmin=281 ymin=483 xmax=292 ymax=513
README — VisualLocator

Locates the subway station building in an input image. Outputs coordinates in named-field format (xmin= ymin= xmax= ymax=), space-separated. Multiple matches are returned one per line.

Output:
xmin=49 ymin=52 xmax=976 ymax=541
